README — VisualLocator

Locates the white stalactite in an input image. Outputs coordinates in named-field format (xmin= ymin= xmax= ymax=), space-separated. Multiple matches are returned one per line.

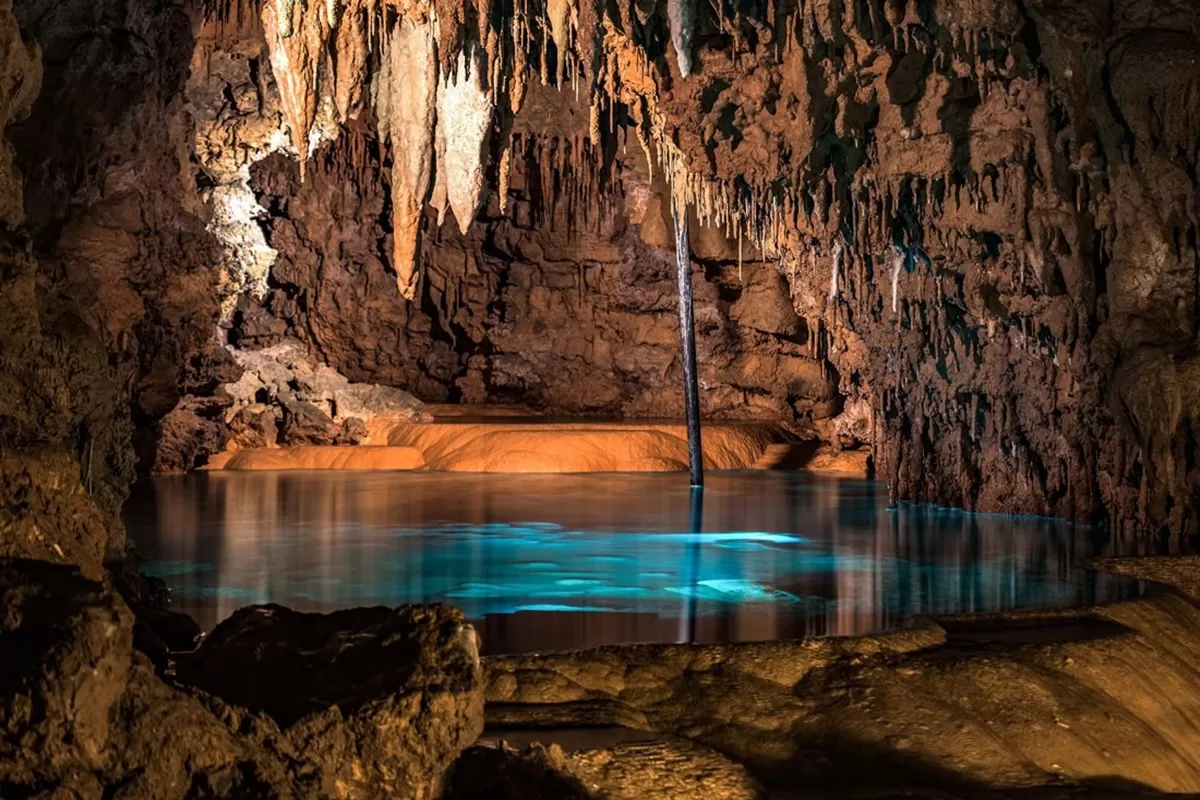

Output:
xmin=667 ymin=0 xmax=694 ymax=77
xmin=891 ymin=245 xmax=905 ymax=314
xmin=829 ymin=240 xmax=844 ymax=299
xmin=437 ymin=48 xmax=495 ymax=236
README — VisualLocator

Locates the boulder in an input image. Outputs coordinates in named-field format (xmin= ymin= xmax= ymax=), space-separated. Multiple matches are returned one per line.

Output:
xmin=177 ymin=603 xmax=486 ymax=798
xmin=203 ymin=337 xmax=431 ymax=462
xmin=335 ymin=382 xmax=432 ymax=424
xmin=335 ymin=416 xmax=369 ymax=444
xmin=0 ymin=559 xmax=486 ymax=799
xmin=227 ymin=403 xmax=280 ymax=449
xmin=0 ymin=559 xmax=257 ymax=798
xmin=150 ymin=396 xmax=230 ymax=473
xmin=0 ymin=558 xmax=135 ymax=785
xmin=279 ymin=398 xmax=339 ymax=445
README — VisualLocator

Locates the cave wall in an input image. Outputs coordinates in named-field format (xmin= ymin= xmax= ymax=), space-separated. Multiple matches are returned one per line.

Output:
xmin=747 ymin=1 xmax=1200 ymax=542
xmin=0 ymin=0 xmax=126 ymax=575
xmin=1 ymin=0 xmax=239 ymax=569
xmin=10 ymin=0 xmax=236 ymax=475
xmin=242 ymin=115 xmax=844 ymax=435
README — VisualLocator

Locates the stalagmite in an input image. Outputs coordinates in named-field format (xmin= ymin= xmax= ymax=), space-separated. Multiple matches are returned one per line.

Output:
xmin=383 ymin=16 xmax=438 ymax=300
xmin=437 ymin=48 xmax=495 ymax=235
xmin=667 ymin=0 xmax=695 ymax=77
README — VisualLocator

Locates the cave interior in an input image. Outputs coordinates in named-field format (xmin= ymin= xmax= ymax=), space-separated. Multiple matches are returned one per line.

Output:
xmin=3 ymin=0 xmax=1200 ymax=796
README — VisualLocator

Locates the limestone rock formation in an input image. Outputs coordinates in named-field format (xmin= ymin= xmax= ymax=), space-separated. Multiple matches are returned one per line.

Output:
xmin=246 ymin=123 xmax=840 ymax=433
xmin=376 ymin=14 xmax=437 ymax=298
xmin=151 ymin=338 xmax=431 ymax=471
xmin=484 ymin=591 xmax=1200 ymax=794
xmin=10 ymin=0 xmax=229 ymax=486
xmin=0 ymin=559 xmax=254 ymax=797
xmin=176 ymin=602 xmax=486 ymax=798
xmin=177 ymin=0 xmax=1200 ymax=542
xmin=222 ymin=338 xmax=431 ymax=429
xmin=2 ymin=0 xmax=1198 ymax=545
xmin=0 ymin=232 xmax=132 ymax=570
xmin=0 ymin=558 xmax=486 ymax=799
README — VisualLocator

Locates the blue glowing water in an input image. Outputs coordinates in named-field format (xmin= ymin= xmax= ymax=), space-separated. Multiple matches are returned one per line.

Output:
xmin=123 ymin=472 xmax=1139 ymax=653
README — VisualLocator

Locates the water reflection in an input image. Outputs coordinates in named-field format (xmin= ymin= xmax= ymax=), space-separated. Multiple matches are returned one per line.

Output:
xmin=123 ymin=472 xmax=1139 ymax=654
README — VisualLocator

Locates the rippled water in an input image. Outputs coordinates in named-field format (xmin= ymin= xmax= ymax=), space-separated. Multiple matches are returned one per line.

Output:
xmin=123 ymin=472 xmax=1139 ymax=654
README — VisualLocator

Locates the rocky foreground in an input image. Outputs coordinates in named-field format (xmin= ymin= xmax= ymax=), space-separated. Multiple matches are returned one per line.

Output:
xmin=2 ymin=556 xmax=1200 ymax=799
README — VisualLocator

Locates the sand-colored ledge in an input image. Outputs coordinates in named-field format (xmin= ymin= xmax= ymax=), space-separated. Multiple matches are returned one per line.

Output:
xmin=205 ymin=445 xmax=425 ymax=471
xmin=377 ymin=420 xmax=778 ymax=472
xmin=201 ymin=420 xmax=871 ymax=474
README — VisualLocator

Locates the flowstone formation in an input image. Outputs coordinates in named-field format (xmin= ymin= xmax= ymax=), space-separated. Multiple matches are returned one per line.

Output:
xmin=195 ymin=0 xmax=1200 ymax=542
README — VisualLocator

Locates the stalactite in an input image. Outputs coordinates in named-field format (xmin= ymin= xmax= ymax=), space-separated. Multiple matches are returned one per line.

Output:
xmin=891 ymin=245 xmax=904 ymax=314
xmin=333 ymin=8 xmax=368 ymax=123
xmin=830 ymin=240 xmax=843 ymax=299
xmin=438 ymin=48 xmax=495 ymax=235
xmin=381 ymin=15 xmax=438 ymax=299
xmin=277 ymin=0 xmax=296 ymax=37
xmin=262 ymin=0 xmax=328 ymax=180
xmin=498 ymin=141 xmax=513 ymax=214
xmin=546 ymin=0 xmax=573 ymax=85
xmin=667 ymin=0 xmax=695 ymax=77
xmin=435 ymin=0 xmax=464 ymax=75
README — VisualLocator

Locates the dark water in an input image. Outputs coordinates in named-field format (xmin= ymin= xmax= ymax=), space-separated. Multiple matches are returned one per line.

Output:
xmin=123 ymin=472 xmax=1139 ymax=654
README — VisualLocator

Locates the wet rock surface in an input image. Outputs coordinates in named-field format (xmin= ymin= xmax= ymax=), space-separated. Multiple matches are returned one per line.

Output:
xmin=176 ymin=603 xmax=484 ymax=728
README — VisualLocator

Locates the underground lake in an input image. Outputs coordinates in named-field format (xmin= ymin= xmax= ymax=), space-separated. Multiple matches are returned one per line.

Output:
xmin=124 ymin=471 xmax=1141 ymax=654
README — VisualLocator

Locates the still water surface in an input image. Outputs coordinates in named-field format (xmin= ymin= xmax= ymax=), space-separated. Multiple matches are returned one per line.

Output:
xmin=123 ymin=472 xmax=1138 ymax=654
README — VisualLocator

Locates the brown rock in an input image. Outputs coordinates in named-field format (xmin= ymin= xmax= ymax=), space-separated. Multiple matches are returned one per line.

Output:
xmin=177 ymin=602 xmax=486 ymax=798
xmin=279 ymin=398 xmax=339 ymax=445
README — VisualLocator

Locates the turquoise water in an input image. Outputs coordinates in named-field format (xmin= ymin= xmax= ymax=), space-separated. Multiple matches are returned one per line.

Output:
xmin=123 ymin=472 xmax=1138 ymax=654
